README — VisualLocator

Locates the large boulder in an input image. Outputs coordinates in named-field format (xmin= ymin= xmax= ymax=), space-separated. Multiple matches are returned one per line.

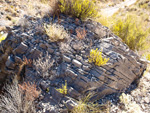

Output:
xmin=0 ymin=15 xmax=147 ymax=112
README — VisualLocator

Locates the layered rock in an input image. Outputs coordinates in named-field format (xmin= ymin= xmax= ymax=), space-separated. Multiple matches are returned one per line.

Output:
xmin=0 ymin=15 xmax=147 ymax=112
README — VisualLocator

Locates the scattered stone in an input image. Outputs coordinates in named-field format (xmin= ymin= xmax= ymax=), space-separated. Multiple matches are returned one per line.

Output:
xmin=40 ymin=81 xmax=49 ymax=91
xmin=72 ymin=59 xmax=82 ymax=68
xmin=65 ymin=69 xmax=78 ymax=79
xmin=90 ymin=69 xmax=102 ymax=79
xmin=21 ymin=33 xmax=31 ymax=40
xmin=73 ymin=78 xmax=89 ymax=91
xmin=75 ymin=55 xmax=83 ymax=61
xmin=144 ymin=97 xmax=150 ymax=104
xmin=13 ymin=42 xmax=28 ymax=54
xmin=47 ymin=48 xmax=54 ymax=54
xmin=50 ymin=87 xmax=64 ymax=103
xmin=5 ymin=56 xmax=15 ymax=69
xmin=63 ymin=55 xmax=71 ymax=62
xmin=68 ymin=87 xmax=81 ymax=99
xmin=15 ymin=56 xmax=22 ymax=64
xmin=57 ymin=63 xmax=68 ymax=76
xmin=28 ymin=48 xmax=42 ymax=59
xmin=86 ymin=24 xmax=94 ymax=30
xmin=82 ymin=65 xmax=90 ymax=71
xmin=39 ymin=43 xmax=47 ymax=49
xmin=64 ymin=99 xmax=77 ymax=110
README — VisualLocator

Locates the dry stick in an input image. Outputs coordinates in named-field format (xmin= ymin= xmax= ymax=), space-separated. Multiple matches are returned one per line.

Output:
xmin=76 ymin=28 xmax=87 ymax=40
xmin=16 ymin=56 xmax=32 ymax=81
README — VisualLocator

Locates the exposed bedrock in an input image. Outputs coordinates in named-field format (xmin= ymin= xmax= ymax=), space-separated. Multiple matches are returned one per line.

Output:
xmin=0 ymin=15 xmax=147 ymax=112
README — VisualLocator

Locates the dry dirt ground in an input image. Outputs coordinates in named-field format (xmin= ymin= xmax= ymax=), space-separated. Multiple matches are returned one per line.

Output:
xmin=100 ymin=0 xmax=137 ymax=17
xmin=0 ymin=0 xmax=52 ymax=27
xmin=0 ymin=0 xmax=150 ymax=113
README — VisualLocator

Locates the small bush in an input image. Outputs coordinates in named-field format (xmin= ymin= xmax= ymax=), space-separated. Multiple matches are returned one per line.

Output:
xmin=0 ymin=32 xmax=7 ymax=43
xmin=33 ymin=53 xmax=54 ymax=78
xmin=146 ymin=54 xmax=150 ymax=61
xmin=0 ymin=81 xmax=39 ymax=113
xmin=138 ymin=0 xmax=150 ymax=10
xmin=119 ymin=93 xmax=142 ymax=113
xmin=56 ymin=80 xmax=67 ymax=95
xmin=59 ymin=0 xmax=98 ymax=20
xmin=111 ymin=15 xmax=150 ymax=51
xmin=76 ymin=28 xmax=87 ymax=39
xmin=18 ymin=82 xmax=40 ymax=101
xmin=71 ymin=94 xmax=107 ymax=113
xmin=44 ymin=23 xmax=69 ymax=42
xmin=88 ymin=48 xmax=109 ymax=66
xmin=96 ymin=14 xmax=114 ymax=27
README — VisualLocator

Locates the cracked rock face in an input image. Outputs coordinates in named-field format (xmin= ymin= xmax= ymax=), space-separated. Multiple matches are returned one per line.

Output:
xmin=0 ymin=15 xmax=147 ymax=112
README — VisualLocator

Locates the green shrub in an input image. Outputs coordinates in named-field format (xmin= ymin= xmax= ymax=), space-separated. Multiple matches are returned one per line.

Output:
xmin=96 ymin=14 xmax=114 ymax=27
xmin=0 ymin=32 xmax=7 ymax=43
xmin=88 ymin=48 xmax=109 ymax=66
xmin=56 ymin=80 xmax=67 ymax=95
xmin=111 ymin=15 xmax=150 ymax=51
xmin=59 ymin=0 xmax=98 ymax=20
xmin=146 ymin=54 xmax=150 ymax=61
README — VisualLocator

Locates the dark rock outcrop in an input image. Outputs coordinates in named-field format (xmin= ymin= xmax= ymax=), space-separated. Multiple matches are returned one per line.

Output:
xmin=0 ymin=15 xmax=147 ymax=112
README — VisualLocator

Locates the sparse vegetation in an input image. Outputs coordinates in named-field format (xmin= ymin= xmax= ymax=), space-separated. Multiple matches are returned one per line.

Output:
xmin=0 ymin=32 xmax=7 ymax=43
xmin=88 ymin=48 xmax=109 ymax=66
xmin=136 ymin=0 xmax=150 ymax=10
xmin=33 ymin=53 xmax=54 ymax=78
xmin=0 ymin=81 xmax=40 ymax=113
xmin=111 ymin=15 xmax=150 ymax=51
xmin=0 ymin=0 xmax=150 ymax=113
xmin=96 ymin=14 xmax=114 ymax=27
xmin=76 ymin=28 xmax=87 ymax=39
xmin=119 ymin=93 xmax=143 ymax=113
xmin=44 ymin=23 xmax=69 ymax=42
xmin=71 ymin=94 xmax=107 ymax=113
xmin=59 ymin=0 xmax=98 ymax=20
xmin=56 ymin=80 xmax=67 ymax=95
xmin=146 ymin=54 xmax=150 ymax=61
xmin=18 ymin=82 xmax=40 ymax=101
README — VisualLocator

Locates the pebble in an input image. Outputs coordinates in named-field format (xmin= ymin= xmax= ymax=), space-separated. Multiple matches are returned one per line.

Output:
xmin=63 ymin=55 xmax=71 ymax=62
xmin=47 ymin=48 xmax=54 ymax=54
xmin=72 ymin=59 xmax=82 ymax=68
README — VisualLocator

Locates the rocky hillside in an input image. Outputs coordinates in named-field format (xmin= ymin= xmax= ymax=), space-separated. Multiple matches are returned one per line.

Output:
xmin=0 ymin=0 xmax=149 ymax=113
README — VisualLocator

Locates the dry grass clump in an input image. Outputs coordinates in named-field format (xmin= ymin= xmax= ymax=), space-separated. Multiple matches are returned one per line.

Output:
xmin=0 ymin=81 xmax=40 ymax=113
xmin=71 ymin=94 xmax=107 ymax=113
xmin=44 ymin=23 xmax=69 ymax=42
xmin=33 ymin=53 xmax=54 ymax=78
